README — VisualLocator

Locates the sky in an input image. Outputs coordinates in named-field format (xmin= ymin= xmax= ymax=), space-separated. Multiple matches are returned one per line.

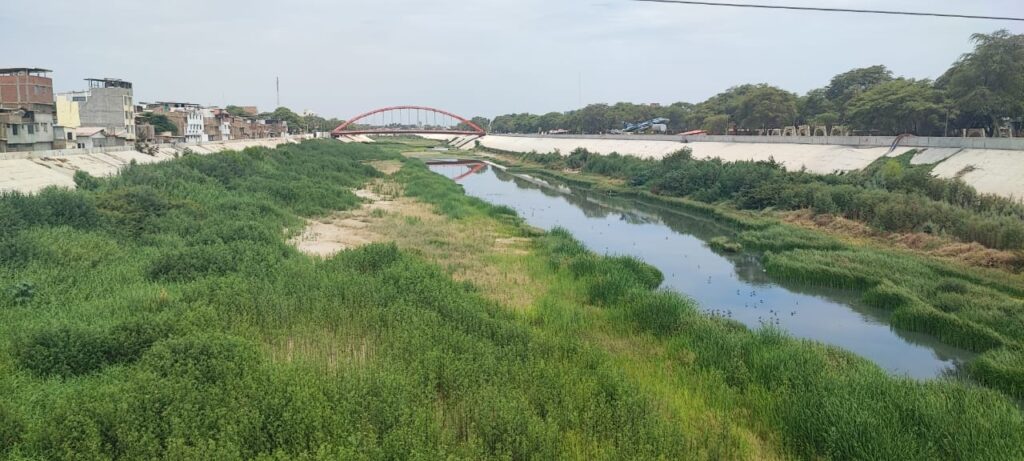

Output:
xmin=3 ymin=0 xmax=1022 ymax=119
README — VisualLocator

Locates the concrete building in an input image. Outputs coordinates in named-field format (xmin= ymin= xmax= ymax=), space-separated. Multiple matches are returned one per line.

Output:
xmin=2 ymin=110 xmax=55 ymax=152
xmin=54 ymin=93 xmax=81 ymax=149
xmin=135 ymin=123 xmax=156 ymax=142
xmin=0 ymin=68 xmax=56 ymax=152
xmin=252 ymin=119 xmax=288 ymax=138
xmin=0 ymin=111 xmax=12 ymax=152
xmin=230 ymin=117 xmax=252 ymax=139
xmin=0 ymin=68 xmax=54 ymax=114
xmin=58 ymin=78 xmax=135 ymax=140
xmin=74 ymin=127 xmax=125 ymax=149
xmin=203 ymin=111 xmax=233 ymax=141
xmin=186 ymin=110 xmax=205 ymax=143
xmin=147 ymin=102 xmax=205 ymax=143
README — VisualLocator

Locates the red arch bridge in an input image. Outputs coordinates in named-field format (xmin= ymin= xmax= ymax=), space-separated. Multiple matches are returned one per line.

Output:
xmin=331 ymin=106 xmax=486 ymax=138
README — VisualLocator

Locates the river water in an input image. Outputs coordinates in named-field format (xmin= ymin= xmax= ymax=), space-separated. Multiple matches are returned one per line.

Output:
xmin=429 ymin=162 xmax=976 ymax=379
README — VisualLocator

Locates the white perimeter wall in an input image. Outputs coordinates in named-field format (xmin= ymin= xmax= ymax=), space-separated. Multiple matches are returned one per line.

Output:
xmin=455 ymin=135 xmax=1024 ymax=202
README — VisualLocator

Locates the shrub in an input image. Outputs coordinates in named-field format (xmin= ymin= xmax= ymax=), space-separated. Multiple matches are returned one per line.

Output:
xmin=336 ymin=243 xmax=404 ymax=274
xmin=0 ymin=236 xmax=40 ymax=268
xmin=0 ymin=404 xmax=22 ymax=454
xmin=862 ymin=281 xmax=916 ymax=309
xmin=14 ymin=327 xmax=110 ymax=378
xmin=141 ymin=334 xmax=263 ymax=385
xmin=618 ymin=290 xmax=692 ymax=336
xmin=73 ymin=170 xmax=101 ymax=191
xmin=708 ymin=236 xmax=742 ymax=253
xmin=146 ymin=245 xmax=238 ymax=282
xmin=14 ymin=319 xmax=174 ymax=378
xmin=969 ymin=347 xmax=1024 ymax=400
xmin=8 ymin=281 xmax=36 ymax=305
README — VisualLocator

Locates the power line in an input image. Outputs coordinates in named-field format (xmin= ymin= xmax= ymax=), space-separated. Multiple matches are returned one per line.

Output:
xmin=632 ymin=0 xmax=1024 ymax=22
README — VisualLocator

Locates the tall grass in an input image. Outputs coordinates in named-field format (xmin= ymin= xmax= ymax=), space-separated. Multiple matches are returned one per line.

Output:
xmin=498 ymin=146 xmax=1024 ymax=400
xmin=508 ymin=147 xmax=1024 ymax=250
xmin=0 ymin=140 xmax=702 ymax=459
xmin=537 ymin=229 xmax=1024 ymax=460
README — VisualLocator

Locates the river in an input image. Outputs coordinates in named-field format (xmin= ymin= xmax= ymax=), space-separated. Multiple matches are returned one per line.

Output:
xmin=429 ymin=161 xmax=976 ymax=379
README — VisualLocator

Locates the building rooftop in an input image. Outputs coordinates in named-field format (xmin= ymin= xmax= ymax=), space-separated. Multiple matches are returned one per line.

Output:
xmin=86 ymin=78 xmax=132 ymax=89
xmin=151 ymin=101 xmax=201 ymax=107
xmin=76 ymin=127 xmax=107 ymax=137
xmin=0 ymin=68 xmax=53 ymax=76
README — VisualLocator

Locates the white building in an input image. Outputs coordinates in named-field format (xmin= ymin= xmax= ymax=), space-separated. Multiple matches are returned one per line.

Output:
xmin=185 ymin=109 xmax=205 ymax=143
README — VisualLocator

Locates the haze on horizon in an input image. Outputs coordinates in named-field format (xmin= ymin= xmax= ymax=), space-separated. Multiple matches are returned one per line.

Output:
xmin=3 ymin=0 xmax=1021 ymax=119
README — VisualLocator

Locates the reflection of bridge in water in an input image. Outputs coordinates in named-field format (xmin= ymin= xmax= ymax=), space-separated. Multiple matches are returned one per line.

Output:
xmin=424 ymin=159 xmax=487 ymax=182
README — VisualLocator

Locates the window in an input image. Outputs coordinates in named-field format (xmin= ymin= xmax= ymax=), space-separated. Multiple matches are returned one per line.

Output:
xmin=27 ymin=124 xmax=35 ymax=134
xmin=11 ymin=125 xmax=17 ymax=135
xmin=43 ymin=124 xmax=48 ymax=133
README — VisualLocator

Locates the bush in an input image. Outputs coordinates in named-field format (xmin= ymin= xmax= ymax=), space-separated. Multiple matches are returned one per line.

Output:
xmin=14 ymin=319 xmax=174 ymax=378
xmin=14 ymin=327 xmax=110 ymax=378
xmin=146 ymin=245 xmax=238 ymax=282
xmin=140 ymin=334 xmax=263 ymax=385
xmin=969 ymin=347 xmax=1024 ymax=400
xmin=618 ymin=290 xmax=692 ymax=336
xmin=709 ymin=236 xmax=742 ymax=253
xmin=0 ymin=404 xmax=22 ymax=454
xmin=73 ymin=170 xmax=101 ymax=191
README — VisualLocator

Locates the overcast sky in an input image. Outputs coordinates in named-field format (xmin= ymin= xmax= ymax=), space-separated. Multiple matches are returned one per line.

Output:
xmin=3 ymin=0 xmax=1021 ymax=119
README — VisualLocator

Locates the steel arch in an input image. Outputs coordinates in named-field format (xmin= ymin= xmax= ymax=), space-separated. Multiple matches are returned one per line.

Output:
xmin=331 ymin=105 xmax=486 ymax=137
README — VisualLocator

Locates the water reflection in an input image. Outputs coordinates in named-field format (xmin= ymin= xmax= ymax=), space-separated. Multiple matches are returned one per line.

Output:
xmin=429 ymin=163 xmax=976 ymax=378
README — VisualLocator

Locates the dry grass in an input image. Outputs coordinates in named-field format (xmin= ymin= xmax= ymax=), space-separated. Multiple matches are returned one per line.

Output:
xmin=266 ymin=329 xmax=374 ymax=370
xmin=779 ymin=209 xmax=1024 ymax=272
xmin=368 ymin=160 xmax=404 ymax=175
xmin=367 ymin=211 xmax=548 ymax=310
xmin=288 ymin=178 xmax=547 ymax=309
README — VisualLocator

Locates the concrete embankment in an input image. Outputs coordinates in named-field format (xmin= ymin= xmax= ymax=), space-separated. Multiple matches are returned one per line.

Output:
xmin=0 ymin=138 xmax=300 ymax=193
xmin=426 ymin=134 xmax=1024 ymax=202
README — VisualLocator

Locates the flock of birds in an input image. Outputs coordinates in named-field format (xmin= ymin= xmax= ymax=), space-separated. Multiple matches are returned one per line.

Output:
xmin=705 ymin=288 xmax=799 ymax=327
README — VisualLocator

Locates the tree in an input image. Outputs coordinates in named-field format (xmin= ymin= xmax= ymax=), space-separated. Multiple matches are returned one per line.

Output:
xmin=735 ymin=85 xmax=798 ymax=130
xmin=825 ymin=65 xmax=894 ymax=118
xmin=702 ymin=114 xmax=730 ymax=135
xmin=811 ymin=112 xmax=841 ymax=131
xmin=846 ymin=79 xmax=947 ymax=135
xmin=141 ymin=113 xmax=177 ymax=135
xmin=938 ymin=30 xmax=1024 ymax=134
xmin=225 ymin=105 xmax=250 ymax=117
xmin=469 ymin=116 xmax=491 ymax=132
xmin=798 ymin=88 xmax=835 ymax=124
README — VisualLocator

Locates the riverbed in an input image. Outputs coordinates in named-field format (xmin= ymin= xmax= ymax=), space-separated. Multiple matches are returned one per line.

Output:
xmin=429 ymin=162 xmax=976 ymax=379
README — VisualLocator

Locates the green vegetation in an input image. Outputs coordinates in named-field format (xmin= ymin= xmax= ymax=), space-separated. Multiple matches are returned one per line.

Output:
xmin=136 ymin=112 xmax=178 ymax=135
xmin=485 ymin=30 xmax=1023 ymax=136
xmin=492 ymin=145 xmax=1024 ymax=399
xmin=512 ymin=147 xmax=1024 ymax=251
xmin=537 ymin=228 xmax=1024 ymax=460
xmin=709 ymin=236 xmax=743 ymax=253
xmin=0 ymin=140 xmax=702 ymax=459
xmin=3 ymin=138 xmax=1024 ymax=459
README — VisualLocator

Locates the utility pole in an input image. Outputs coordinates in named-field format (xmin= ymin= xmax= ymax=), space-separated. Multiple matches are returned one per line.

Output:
xmin=276 ymin=77 xmax=280 ymax=108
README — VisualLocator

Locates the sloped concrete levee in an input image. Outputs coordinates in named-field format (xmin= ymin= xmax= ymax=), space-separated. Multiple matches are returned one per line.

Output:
xmin=436 ymin=134 xmax=1024 ymax=202
xmin=0 ymin=137 xmax=303 ymax=193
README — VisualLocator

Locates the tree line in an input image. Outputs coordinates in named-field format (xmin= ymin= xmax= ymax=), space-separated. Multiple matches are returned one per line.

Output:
xmin=480 ymin=30 xmax=1023 ymax=137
